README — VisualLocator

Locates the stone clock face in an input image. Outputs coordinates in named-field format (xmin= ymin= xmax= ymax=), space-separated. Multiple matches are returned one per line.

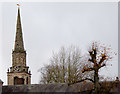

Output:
xmin=13 ymin=66 xmax=20 ymax=72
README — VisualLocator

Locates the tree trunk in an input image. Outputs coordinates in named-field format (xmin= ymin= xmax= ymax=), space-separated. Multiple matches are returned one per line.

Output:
xmin=62 ymin=63 xmax=65 ymax=83
xmin=94 ymin=70 xmax=100 ymax=94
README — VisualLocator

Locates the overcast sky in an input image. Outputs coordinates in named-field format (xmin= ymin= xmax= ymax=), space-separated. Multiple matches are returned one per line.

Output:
xmin=0 ymin=2 xmax=118 ymax=85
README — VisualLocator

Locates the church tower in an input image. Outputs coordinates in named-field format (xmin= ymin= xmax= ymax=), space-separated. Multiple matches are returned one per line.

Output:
xmin=7 ymin=6 xmax=31 ymax=85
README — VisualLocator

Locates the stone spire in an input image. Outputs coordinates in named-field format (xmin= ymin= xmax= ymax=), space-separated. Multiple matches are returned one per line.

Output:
xmin=14 ymin=7 xmax=24 ymax=52
xmin=7 ymin=5 xmax=31 ymax=86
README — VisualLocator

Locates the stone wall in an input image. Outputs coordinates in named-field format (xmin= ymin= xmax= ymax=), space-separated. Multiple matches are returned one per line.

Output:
xmin=7 ymin=72 xmax=31 ymax=85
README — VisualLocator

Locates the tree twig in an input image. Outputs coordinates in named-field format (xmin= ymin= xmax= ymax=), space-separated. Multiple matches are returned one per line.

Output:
xmin=68 ymin=78 xmax=94 ymax=86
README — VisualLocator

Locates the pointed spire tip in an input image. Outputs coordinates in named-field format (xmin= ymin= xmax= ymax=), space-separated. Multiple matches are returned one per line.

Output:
xmin=17 ymin=4 xmax=20 ymax=8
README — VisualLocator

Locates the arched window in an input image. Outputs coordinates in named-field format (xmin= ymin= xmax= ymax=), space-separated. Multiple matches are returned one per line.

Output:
xmin=14 ymin=76 xmax=24 ymax=85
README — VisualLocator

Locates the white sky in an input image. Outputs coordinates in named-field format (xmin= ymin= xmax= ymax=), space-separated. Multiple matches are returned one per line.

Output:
xmin=0 ymin=2 xmax=118 ymax=85
xmin=0 ymin=0 xmax=119 ymax=2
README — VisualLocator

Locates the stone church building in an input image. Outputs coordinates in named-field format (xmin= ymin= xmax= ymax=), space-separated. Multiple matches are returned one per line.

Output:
xmin=7 ymin=7 xmax=31 ymax=85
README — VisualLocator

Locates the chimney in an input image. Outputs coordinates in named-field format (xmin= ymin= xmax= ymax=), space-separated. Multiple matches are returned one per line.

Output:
xmin=115 ymin=77 xmax=119 ymax=81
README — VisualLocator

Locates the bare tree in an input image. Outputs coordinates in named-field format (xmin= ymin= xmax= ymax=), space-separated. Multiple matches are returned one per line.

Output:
xmin=69 ymin=41 xmax=114 ymax=94
xmin=40 ymin=46 xmax=93 ymax=84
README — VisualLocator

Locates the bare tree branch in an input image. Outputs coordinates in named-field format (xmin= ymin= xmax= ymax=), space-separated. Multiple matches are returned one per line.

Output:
xmin=82 ymin=68 xmax=94 ymax=73
xmin=98 ymin=54 xmax=106 ymax=66
xmin=68 ymin=78 xmax=94 ymax=86
xmin=99 ymin=63 xmax=106 ymax=69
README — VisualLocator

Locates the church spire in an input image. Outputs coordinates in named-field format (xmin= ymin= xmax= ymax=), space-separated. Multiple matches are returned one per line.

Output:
xmin=7 ymin=5 xmax=31 ymax=85
xmin=14 ymin=6 xmax=24 ymax=52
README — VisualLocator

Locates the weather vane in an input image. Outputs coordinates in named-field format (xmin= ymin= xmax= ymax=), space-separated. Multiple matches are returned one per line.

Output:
xmin=17 ymin=4 xmax=20 ymax=7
